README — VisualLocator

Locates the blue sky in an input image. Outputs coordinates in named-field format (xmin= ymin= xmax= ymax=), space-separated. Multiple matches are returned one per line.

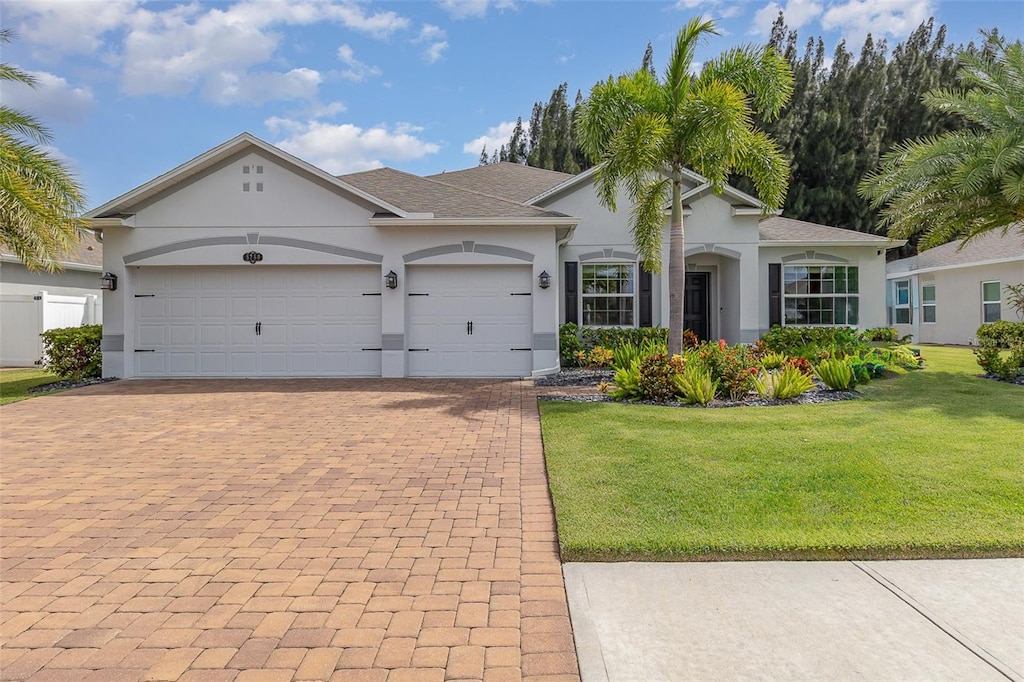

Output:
xmin=2 ymin=0 xmax=1021 ymax=210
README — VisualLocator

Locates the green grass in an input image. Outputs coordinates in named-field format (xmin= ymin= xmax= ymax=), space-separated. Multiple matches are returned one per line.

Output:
xmin=0 ymin=369 xmax=61 ymax=405
xmin=540 ymin=346 xmax=1024 ymax=561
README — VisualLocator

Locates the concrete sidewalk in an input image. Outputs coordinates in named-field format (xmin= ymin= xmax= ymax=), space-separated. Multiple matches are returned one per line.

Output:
xmin=565 ymin=559 xmax=1023 ymax=681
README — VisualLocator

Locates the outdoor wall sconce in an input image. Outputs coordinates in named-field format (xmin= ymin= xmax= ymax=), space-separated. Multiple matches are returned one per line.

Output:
xmin=538 ymin=270 xmax=551 ymax=289
xmin=385 ymin=270 xmax=399 ymax=289
xmin=100 ymin=272 xmax=118 ymax=291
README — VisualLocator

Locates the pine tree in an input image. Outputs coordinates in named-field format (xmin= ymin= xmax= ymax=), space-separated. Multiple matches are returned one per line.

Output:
xmin=478 ymin=145 xmax=489 ymax=165
xmin=641 ymin=42 xmax=656 ymax=76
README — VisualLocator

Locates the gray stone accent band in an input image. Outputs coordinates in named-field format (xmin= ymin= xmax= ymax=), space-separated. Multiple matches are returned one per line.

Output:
xmin=101 ymin=334 xmax=124 ymax=351
xmin=381 ymin=334 xmax=404 ymax=351
xmin=257 ymin=237 xmax=384 ymax=263
xmin=532 ymin=333 xmax=557 ymax=351
xmin=124 ymin=236 xmax=248 ymax=264
xmin=403 ymin=244 xmax=464 ymax=262
xmin=247 ymin=232 xmax=260 ymax=244
xmin=403 ymin=242 xmax=535 ymax=263
xmin=472 ymin=243 xmax=534 ymax=262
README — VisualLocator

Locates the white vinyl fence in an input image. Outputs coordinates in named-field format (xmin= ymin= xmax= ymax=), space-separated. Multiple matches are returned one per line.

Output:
xmin=0 ymin=291 xmax=101 ymax=367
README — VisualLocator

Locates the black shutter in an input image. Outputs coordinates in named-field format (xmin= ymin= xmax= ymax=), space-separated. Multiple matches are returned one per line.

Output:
xmin=638 ymin=267 xmax=653 ymax=327
xmin=769 ymin=263 xmax=782 ymax=328
xmin=565 ymin=261 xmax=579 ymax=325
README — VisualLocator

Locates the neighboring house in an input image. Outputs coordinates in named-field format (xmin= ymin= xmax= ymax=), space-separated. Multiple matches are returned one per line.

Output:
xmin=0 ymin=232 xmax=104 ymax=367
xmin=886 ymin=230 xmax=1024 ymax=345
xmin=86 ymin=132 xmax=900 ymax=379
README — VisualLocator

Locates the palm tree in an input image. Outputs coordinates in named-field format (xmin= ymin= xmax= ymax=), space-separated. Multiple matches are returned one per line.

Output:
xmin=575 ymin=18 xmax=793 ymax=354
xmin=1 ymin=29 xmax=87 ymax=272
xmin=859 ymin=34 xmax=1024 ymax=248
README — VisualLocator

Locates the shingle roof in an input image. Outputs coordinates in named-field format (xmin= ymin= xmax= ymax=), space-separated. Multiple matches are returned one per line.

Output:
xmin=426 ymin=162 xmax=574 ymax=204
xmin=2 ymin=231 xmax=103 ymax=270
xmin=759 ymin=216 xmax=891 ymax=243
xmin=887 ymin=227 xmax=1024 ymax=274
xmin=337 ymin=167 xmax=567 ymax=219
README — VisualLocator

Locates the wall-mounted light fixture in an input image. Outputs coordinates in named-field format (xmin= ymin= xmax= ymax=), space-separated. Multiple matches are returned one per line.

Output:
xmin=385 ymin=270 xmax=399 ymax=290
xmin=538 ymin=270 xmax=551 ymax=289
xmin=100 ymin=272 xmax=118 ymax=291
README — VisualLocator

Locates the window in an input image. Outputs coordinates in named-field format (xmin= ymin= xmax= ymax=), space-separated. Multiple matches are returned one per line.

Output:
xmin=893 ymin=280 xmax=911 ymax=324
xmin=982 ymin=281 xmax=1001 ymax=322
xmin=922 ymin=284 xmax=936 ymax=323
xmin=783 ymin=265 xmax=859 ymax=325
xmin=582 ymin=263 xmax=634 ymax=326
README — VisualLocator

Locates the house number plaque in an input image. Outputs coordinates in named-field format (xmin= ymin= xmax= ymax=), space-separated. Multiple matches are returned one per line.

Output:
xmin=243 ymin=251 xmax=263 ymax=264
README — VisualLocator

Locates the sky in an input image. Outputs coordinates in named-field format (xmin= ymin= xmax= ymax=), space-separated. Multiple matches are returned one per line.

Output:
xmin=2 ymin=0 xmax=1022 ymax=211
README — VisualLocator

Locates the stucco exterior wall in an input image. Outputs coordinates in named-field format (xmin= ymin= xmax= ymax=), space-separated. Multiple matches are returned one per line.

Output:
xmin=889 ymin=259 xmax=1024 ymax=345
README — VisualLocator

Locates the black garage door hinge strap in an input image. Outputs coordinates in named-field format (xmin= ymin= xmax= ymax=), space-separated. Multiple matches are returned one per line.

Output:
xmin=510 ymin=348 xmax=532 ymax=351
xmin=407 ymin=293 xmax=429 ymax=296
xmin=361 ymin=348 xmax=383 ymax=351
xmin=408 ymin=348 xmax=430 ymax=352
xmin=362 ymin=292 xmax=381 ymax=296
xmin=510 ymin=292 xmax=532 ymax=296
xmin=134 ymin=294 xmax=155 ymax=298
xmin=135 ymin=349 xmax=156 ymax=352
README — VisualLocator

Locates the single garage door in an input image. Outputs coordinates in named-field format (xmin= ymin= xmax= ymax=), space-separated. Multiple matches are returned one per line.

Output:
xmin=407 ymin=265 xmax=533 ymax=377
xmin=134 ymin=266 xmax=382 ymax=377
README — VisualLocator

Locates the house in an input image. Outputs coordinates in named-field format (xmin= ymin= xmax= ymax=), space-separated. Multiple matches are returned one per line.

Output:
xmin=0 ymin=232 xmax=104 ymax=367
xmin=886 ymin=230 xmax=1024 ymax=345
xmin=86 ymin=132 xmax=899 ymax=379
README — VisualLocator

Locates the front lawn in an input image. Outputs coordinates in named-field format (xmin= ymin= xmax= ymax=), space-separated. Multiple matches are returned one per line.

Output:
xmin=540 ymin=346 xmax=1024 ymax=561
xmin=0 ymin=369 xmax=60 ymax=405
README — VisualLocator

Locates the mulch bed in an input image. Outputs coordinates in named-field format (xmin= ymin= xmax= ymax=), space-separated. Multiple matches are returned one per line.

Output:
xmin=27 ymin=377 xmax=119 ymax=394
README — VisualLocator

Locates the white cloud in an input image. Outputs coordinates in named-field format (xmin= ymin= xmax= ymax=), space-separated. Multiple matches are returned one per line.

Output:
xmin=750 ymin=0 xmax=824 ymax=36
xmin=822 ymin=0 xmax=933 ymax=44
xmin=269 ymin=119 xmax=441 ymax=174
xmin=6 ymin=0 xmax=411 ymax=106
xmin=2 ymin=0 xmax=139 ymax=57
xmin=439 ymin=0 xmax=491 ymax=19
xmin=463 ymin=121 xmax=517 ymax=155
xmin=336 ymin=44 xmax=382 ymax=82
xmin=204 ymin=68 xmax=322 ymax=106
xmin=425 ymin=41 xmax=450 ymax=63
xmin=417 ymin=24 xmax=447 ymax=42
xmin=558 ymin=53 xmax=575 ymax=64
xmin=1 ymin=69 xmax=95 ymax=123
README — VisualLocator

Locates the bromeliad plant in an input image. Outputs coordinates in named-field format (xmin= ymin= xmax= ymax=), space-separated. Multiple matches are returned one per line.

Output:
xmin=752 ymin=365 xmax=815 ymax=400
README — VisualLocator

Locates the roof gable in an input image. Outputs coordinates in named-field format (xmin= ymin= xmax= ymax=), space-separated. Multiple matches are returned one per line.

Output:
xmin=85 ymin=133 xmax=409 ymax=220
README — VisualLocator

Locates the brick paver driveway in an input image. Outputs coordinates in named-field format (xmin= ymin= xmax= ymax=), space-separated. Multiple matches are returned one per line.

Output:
xmin=1 ymin=379 xmax=579 ymax=682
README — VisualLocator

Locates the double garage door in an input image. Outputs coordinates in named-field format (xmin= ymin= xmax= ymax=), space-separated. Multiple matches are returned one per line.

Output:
xmin=132 ymin=264 xmax=534 ymax=377
xmin=134 ymin=266 xmax=382 ymax=377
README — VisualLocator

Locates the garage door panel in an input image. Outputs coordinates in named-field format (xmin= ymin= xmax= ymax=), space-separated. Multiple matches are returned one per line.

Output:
xmin=134 ymin=265 xmax=381 ymax=377
xmin=407 ymin=265 xmax=533 ymax=377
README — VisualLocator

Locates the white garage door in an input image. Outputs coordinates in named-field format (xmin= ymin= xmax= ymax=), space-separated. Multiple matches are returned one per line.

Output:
xmin=134 ymin=266 xmax=382 ymax=377
xmin=407 ymin=265 xmax=533 ymax=377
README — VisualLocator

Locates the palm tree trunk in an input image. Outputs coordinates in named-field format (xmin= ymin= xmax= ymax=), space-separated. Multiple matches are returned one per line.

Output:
xmin=668 ymin=172 xmax=685 ymax=355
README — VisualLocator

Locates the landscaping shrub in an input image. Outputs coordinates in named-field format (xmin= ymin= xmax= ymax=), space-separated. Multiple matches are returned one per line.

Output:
xmin=40 ymin=325 xmax=102 ymax=380
xmin=611 ymin=339 xmax=667 ymax=370
xmin=579 ymin=326 xmax=668 ymax=349
xmin=559 ymin=323 xmax=583 ymax=366
xmin=976 ymin=320 xmax=1024 ymax=347
xmin=816 ymin=358 xmax=855 ymax=390
xmin=759 ymin=351 xmax=789 ymax=370
xmin=693 ymin=339 xmax=760 ymax=400
xmin=760 ymin=325 xmax=864 ymax=359
xmin=575 ymin=346 xmax=613 ymax=369
xmin=860 ymin=327 xmax=899 ymax=342
xmin=752 ymin=365 xmax=815 ymax=400
xmin=973 ymin=321 xmax=1024 ymax=380
xmin=675 ymin=365 xmax=717 ymax=405
xmin=637 ymin=352 xmax=686 ymax=403
xmin=607 ymin=361 xmax=643 ymax=401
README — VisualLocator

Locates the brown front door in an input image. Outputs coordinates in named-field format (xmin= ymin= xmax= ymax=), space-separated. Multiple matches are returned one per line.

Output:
xmin=684 ymin=272 xmax=710 ymax=341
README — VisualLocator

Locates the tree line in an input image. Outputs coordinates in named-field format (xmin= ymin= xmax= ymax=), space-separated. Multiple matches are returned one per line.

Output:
xmin=480 ymin=16 xmax=1007 ymax=256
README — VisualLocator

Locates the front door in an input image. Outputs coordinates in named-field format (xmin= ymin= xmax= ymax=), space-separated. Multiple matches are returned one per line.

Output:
xmin=684 ymin=272 xmax=710 ymax=341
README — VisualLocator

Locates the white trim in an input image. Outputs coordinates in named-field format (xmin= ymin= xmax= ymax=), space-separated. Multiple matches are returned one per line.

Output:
xmin=887 ymin=255 xmax=1024 ymax=278
xmin=371 ymin=216 xmax=579 ymax=228
xmin=782 ymin=263 xmax=861 ymax=326
xmin=765 ymin=239 xmax=900 ymax=248
xmin=732 ymin=207 xmax=774 ymax=216
xmin=526 ymin=165 xmax=600 ymax=204
xmin=580 ymin=261 xmax=638 ymax=328
xmin=84 ymin=132 xmax=410 ymax=219
xmin=921 ymin=283 xmax=936 ymax=324
xmin=981 ymin=280 xmax=1002 ymax=323
xmin=893 ymin=279 xmax=912 ymax=325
